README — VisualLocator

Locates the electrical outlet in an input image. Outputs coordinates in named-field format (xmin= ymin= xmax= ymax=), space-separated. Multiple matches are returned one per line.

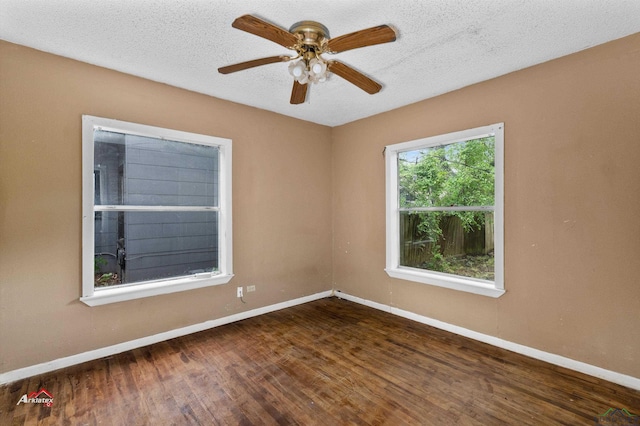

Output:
xmin=237 ymin=287 xmax=243 ymax=298
xmin=247 ymin=285 xmax=256 ymax=292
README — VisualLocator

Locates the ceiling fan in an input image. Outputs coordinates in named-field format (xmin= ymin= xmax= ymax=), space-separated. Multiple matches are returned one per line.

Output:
xmin=218 ymin=15 xmax=397 ymax=104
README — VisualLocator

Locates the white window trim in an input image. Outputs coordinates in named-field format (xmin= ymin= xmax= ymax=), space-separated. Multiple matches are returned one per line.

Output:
xmin=385 ymin=123 xmax=504 ymax=298
xmin=81 ymin=115 xmax=233 ymax=306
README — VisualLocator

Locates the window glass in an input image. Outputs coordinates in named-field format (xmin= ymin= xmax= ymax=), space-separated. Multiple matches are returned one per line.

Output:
xmin=398 ymin=137 xmax=494 ymax=208
xmin=94 ymin=131 xmax=218 ymax=207
xmin=397 ymin=137 xmax=495 ymax=279
xmin=92 ymin=130 xmax=220 ymax=289
xmin=94 ymin=211 xmax=219 ymax=286
xmin=399 ymin=211 xmax=494 ymax=280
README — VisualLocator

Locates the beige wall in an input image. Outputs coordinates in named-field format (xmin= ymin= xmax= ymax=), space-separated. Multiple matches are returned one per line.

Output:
xmin=0 ymin=41 xmax=333 ymax=373
xmin=1 ymin=33 xmax=639 ymax=380
xmin=333 ymin=33 xmax=640 ymax=378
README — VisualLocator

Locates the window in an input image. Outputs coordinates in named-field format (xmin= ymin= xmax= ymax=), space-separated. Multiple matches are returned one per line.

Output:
xmin=81 ymin=116 xmax=233 ymax=306
xmin=385 ymin=123 xmax=504 ymax=297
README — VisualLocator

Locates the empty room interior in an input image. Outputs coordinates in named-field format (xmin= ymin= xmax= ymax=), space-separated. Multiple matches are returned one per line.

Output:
xmin=1 ymin=1 xmax=639 ymax=424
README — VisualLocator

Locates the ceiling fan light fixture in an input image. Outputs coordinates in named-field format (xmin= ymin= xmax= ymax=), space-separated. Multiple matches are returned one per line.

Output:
xmin=310 ymin=58 xmax=325 ymax=74
xmin=308 ymin=57 xmax=328 ymax=84
xmin=288 ymin=60 xmax=307 ymax=79
xmin=289 ymin=59 xmax=311 ymax=84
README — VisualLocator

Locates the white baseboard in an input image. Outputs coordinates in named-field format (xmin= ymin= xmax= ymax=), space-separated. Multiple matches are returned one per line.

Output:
xmin=334 ymin=291 xmax=640 ymax=392
xmin=0 ymin=290 xmax=332 ymax=385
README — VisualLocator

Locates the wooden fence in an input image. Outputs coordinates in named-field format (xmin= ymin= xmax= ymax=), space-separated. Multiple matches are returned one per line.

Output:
xmin=400 ymin=213 xmax=494 ymax=268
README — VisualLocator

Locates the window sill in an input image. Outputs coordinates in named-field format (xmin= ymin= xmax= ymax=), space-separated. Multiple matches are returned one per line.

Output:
xmin=80 ymin=273 xmax=234 ymax=306
xmin=385 ymin=267 xmax=504 ymax=298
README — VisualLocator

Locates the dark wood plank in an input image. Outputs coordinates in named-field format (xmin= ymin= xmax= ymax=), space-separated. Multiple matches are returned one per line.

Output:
xmin=1 ymin=298 xmax=638 ymax=425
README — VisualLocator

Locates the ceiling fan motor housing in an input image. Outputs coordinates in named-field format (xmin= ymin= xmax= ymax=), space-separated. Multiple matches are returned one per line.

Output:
xmin=289 ymin=21 xmax=330 ymax=48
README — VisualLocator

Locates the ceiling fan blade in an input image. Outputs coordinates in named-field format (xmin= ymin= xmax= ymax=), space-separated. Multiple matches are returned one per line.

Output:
xmin=232 ymin=14 xmax=299 ymax=49
xmin=328 ymin=61 xmax=382 ymax=94
xmin=218 ymin=55 xmax=290 ymax=74
xmin=290 ymin=80 xmax=308 ymax=104
xmin=326 ymin=25 xmax=396 ymax=53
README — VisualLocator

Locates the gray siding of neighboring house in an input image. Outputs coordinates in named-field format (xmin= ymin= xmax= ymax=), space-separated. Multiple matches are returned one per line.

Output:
xmin=124 ymin=211 xmax=218 ymax=282
xmin=123 ymin=135 xmax=219 ymax=283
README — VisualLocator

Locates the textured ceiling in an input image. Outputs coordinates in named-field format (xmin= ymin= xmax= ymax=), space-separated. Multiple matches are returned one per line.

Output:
xmin=1 ymin=1 xmax=639 ymax=126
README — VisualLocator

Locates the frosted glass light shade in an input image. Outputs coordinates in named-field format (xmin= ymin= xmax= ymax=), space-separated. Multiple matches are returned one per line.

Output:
xmin=288 ymin=61 xmax=303 ymax=77
xmin=308 ymin=58 xmax=328 ymax=84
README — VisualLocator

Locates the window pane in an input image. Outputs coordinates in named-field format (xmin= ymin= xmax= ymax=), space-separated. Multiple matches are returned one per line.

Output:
xmin=94 ymin=130 xmax=219 ymax=206
xmin=94 ymin=211 xmax=219 ymax=287
xmin=400 ymin=211 xmax=494 ymax=281
xmin=398 ymin=137 xmax=494 ymax=208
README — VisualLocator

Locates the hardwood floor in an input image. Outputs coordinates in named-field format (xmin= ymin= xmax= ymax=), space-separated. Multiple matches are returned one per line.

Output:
xmin=1 ymin=297 xmax=638 ymax=425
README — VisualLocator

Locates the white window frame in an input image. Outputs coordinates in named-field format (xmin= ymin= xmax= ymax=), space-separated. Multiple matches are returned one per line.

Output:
xmin=385 ymin=123 xmax=504 ymax=298
xmin=81 ymin=115 xmax=233 ymax=306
